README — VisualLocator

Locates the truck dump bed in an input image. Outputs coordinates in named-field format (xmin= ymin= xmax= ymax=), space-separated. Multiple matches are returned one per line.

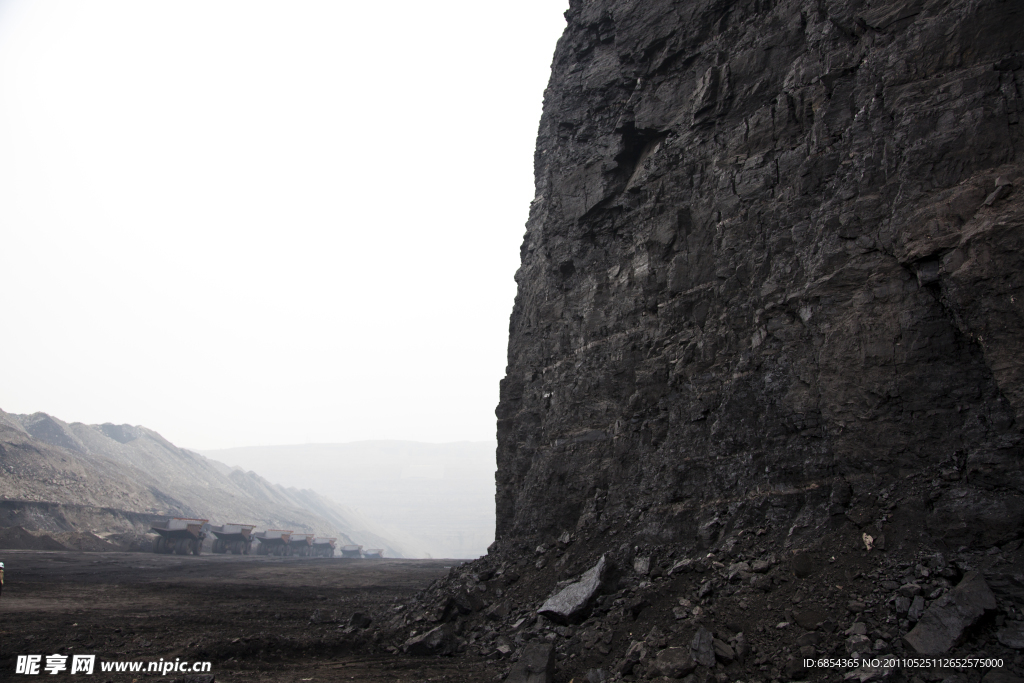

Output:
xmin=254 ymin=529 xmax=293 ymax=556
xmin=151 ymin=518 xmax=208 ymax=555
xmin=287 ymin=533 xmax=314 ymax=557
xmin=311 ymin=537 xmax=336 ymax=558
xmin=210 ymin=523 xmax=255 ymax=554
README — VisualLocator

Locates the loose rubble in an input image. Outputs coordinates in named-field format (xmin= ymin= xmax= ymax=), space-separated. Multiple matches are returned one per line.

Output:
xmin=380 ymin=512 xmax=1024 ymax=683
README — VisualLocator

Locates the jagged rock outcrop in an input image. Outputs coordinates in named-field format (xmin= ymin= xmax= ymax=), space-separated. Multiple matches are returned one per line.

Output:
xmin=495 ymin=0 xmax=1024 ymax=552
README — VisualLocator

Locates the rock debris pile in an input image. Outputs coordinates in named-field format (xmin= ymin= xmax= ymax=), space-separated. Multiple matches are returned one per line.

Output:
xmin=382 ymin=520 xmax=1024 ymax=683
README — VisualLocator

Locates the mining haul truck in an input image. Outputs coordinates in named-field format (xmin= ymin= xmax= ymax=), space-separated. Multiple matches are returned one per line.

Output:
xmin=151 ymin=518 xmax=208 ymax=555
xmin=311 ymin=537 xmax=336 ymax=557
xmin=339 ymin=544 xmax=363 ymax=558
xmin=362 ymin=548 xmax=384 ymax=559
xmin=287 ymin=532 xmax=314 ymax=557
xmin=210 ymin=523 xmax=255 ymax=554
xmin=254 ymin=529 xmax=292 ymax=556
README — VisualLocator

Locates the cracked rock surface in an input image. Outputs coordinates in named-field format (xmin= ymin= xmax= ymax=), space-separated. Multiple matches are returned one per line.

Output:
xmin=391 ymin=0 xmax=1024 ymax=681
xmin=497 ymin=0 xmax=1024 ymax=568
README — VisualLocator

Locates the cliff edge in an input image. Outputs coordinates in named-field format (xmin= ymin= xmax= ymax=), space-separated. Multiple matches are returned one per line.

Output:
xmin=382 ymin=1 xmax=1024 ymax=680
xmin=496 ymin=0 xmax=1024 ymax=553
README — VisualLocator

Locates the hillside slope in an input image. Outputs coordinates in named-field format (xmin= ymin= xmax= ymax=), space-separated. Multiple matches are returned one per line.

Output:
xmin=0 ymin=409 xmax=404 ymax=556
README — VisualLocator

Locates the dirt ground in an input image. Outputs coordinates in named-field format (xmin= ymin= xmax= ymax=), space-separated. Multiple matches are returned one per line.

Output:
xmin=0 ymin=550 xmax=501 ymax=682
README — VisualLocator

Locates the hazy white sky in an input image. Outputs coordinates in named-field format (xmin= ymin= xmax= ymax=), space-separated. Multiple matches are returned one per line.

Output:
xmin=0 ymin=1 xmax=568 ymax=449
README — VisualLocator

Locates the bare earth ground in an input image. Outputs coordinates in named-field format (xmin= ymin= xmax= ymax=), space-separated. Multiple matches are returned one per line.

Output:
xmin=0 ymin=551 xmax=499 ymax=682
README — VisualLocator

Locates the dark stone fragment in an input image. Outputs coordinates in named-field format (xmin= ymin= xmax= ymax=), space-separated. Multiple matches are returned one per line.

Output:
xmin=797 ymin=632 xmax=822 ymax=647
xmin=538 ymin=555 xmax=608 ymax=624
xmin=793 ymin=608 xmax=827 ymax=630
xmin=732 ymin=632 xmax=750 ymax=661
xmin=691 ymin=627 xmax=716 ymax=667
xmin=895 ymin=596 xmax=911 ymax=615
xmin=649 ymin=647 xmax=697 ymax=679
xmin=712 ymin=637 xmax=735 ymax=663
xmin=996 ymin=622 xmax=1024 ymax=649
xmin=792 ymin=554 xmax=815 ymax=578
xmin=348 ymin=612 xmax=371 ymax=629
xmin=903 ymin=572 xmax=996 ymax=655
xmin=452 ymin=588 xmax=484 ymax=614
xmin=485 ymin=602 xmax=509 ymax=621
xmin=403 ymin=624 xmax=455 ymax=656
xmin=506 ymin=642 xmax=555 ymax=683
xmin=898 ymin=583 xmax=923 ymax=598
xmin=627 ymin=596 xmax=651 ymax=620
xmin=907 ymin=596 xmax=926 ymax=622
xmin=616 ymin=640 xmax=646 ymax=675
xmin=984 ymin=670 xmax=1024 ymax=683
xmin=846 ymin=509 xmax=874 ymax=528
xmin=785 ymin=656 xmax=810 ymax=680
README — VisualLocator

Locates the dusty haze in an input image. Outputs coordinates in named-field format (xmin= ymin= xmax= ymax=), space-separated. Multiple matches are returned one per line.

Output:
xmin=203 ymin=441 xmax=497 ymax=559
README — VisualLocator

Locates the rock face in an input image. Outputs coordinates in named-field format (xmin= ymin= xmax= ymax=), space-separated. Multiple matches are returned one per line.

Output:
xmin=495 ymin=0 xmax=1024 ymax=549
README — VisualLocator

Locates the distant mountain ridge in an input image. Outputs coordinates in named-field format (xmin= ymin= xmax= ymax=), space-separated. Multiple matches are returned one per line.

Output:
xmin=0 ymin=408 xmax=406 ymax=557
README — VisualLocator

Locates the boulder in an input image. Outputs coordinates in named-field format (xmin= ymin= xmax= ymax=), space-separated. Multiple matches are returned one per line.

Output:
xmin=537 ymin=555 xmax=608 ymax=624
xmin=786 ymin=656 xmax=810 ymax=680
xmin=903 ymin=572 xmax=996 ymax=655
xmin=506 ymin=642 xmax=555 ymax=683
xmin=348 ymin=612 xmax=371 ymax=629
xmin=403 ymin=624 xmax=454 ymax=656
xmin=984 ymin=670 xmax=1024 ymax=683
xmin=485 ymin=601 xmax=509 ymax=621
xmin=732 ymin=632 xmax=750 ymax=660
xmin=997 ymin=622 xmax=1024 ymax=649
xmin=792 ymin=553 xmax=815 ymax=578
xmin=793 ymin=608 xmax=827 ymax=630
xmin=691 ymin=626 xmax=716 ymax=667
xmin=908 ymin=596 xmax=926 ymax=622
xmin=713 ymin=637 xmax=735 ymax=663
xmin=648 ymin=647 xmax=697 ymax=679
xmin=452 ymin=588 xmax=484 ymax=614
xmin=846 ymin=635 xmax=872 ymax=655
xmin=616 ymin=640 xmax=646 ymax=675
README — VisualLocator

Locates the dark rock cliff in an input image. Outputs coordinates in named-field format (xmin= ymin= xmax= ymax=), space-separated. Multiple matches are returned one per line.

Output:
xmin=495 ymin=0 xmax=1024 ymax=552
